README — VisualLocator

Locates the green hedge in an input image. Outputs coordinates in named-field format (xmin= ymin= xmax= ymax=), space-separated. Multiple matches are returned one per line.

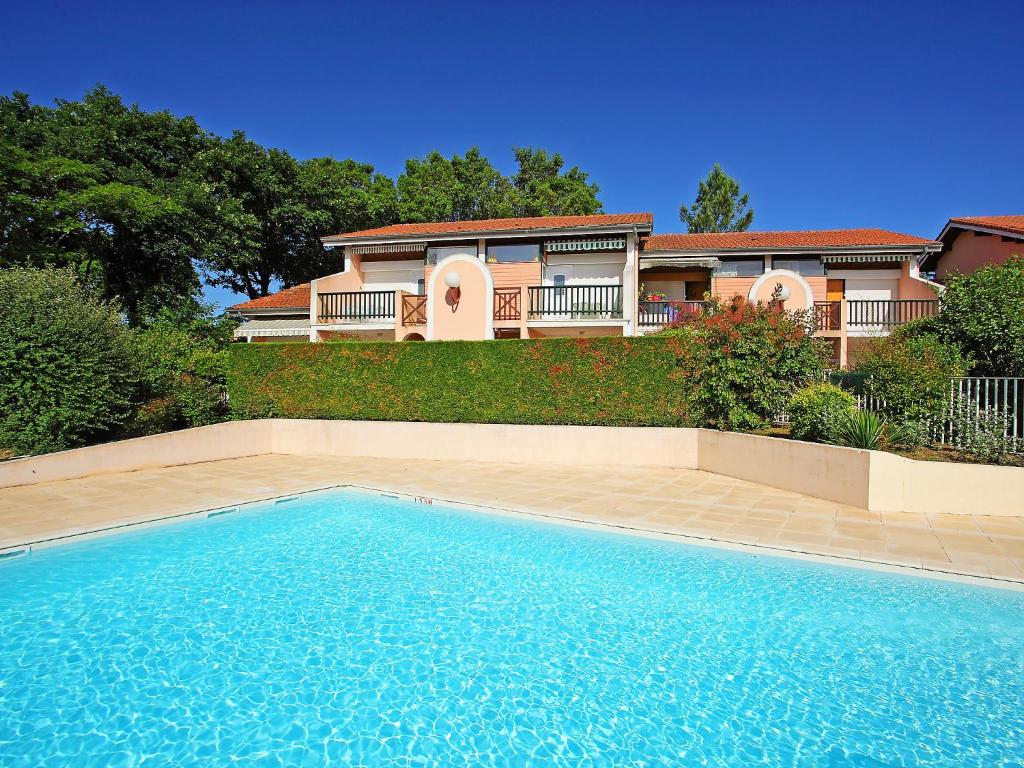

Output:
xmin=226 ymin=337 xmax=696 ymax=427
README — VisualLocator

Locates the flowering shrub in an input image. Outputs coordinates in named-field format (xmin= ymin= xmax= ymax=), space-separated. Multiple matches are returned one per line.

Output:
xmin=657 ymin=297 xmax=829 ymax=430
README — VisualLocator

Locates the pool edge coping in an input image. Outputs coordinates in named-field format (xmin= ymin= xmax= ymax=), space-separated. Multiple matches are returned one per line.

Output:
xmin=3 ymin=481 xmax=1022 ymax=593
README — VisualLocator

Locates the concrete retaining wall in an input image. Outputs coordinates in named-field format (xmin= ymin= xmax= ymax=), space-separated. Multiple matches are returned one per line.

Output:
xmin=0 ymin=421 xmax=273 ymax=488
xmin=1 ymin=420 xmax=1021 ymax=516
xmin=271 ymin=420 xmax=700 ymax=469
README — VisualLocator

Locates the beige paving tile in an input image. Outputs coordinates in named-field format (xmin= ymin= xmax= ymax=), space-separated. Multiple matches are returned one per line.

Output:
xmin=1 ymin=454 xmax=1022 ymax=585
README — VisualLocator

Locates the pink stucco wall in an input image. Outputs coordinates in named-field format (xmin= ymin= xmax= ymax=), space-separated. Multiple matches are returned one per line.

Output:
xmin=936 ymin=230 xmax=1023 ymax=282
xmin=430 ymin=259 xmax=491 ymax=341
xmin=897 ymin=261 xmax=941 ymax=300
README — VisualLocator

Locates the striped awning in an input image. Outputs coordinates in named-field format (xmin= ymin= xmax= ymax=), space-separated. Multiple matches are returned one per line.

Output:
xmin=545 ymin=237 xmax=626 ymax=253
xmin=640 ymin=256 xmax=720 ymax=270
xmin=348 ymin=242 xmax=428 ymax=255
xmin=233 ymin=318 xmax=310 ymax=339
xmin=821 ymin=253 xmax=911 ymax=264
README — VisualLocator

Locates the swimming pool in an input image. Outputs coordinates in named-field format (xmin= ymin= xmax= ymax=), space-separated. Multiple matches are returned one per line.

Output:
xmin=1 ymin=490 xmax=1021 ymax=766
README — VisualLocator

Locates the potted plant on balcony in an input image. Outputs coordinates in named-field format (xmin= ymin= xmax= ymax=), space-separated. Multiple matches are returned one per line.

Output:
xmin=646 ymin=291 xmax=668 ymax=302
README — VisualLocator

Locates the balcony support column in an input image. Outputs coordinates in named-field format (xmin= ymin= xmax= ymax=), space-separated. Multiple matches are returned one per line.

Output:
xmin=623 ymin=231 xmax=637 ymax=336
xmin=839 ymin=299 xmax=849 ymax=369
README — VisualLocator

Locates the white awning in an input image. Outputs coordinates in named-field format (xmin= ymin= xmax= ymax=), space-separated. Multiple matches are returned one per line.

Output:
xmin=233 ymin=318 xmax=310 ymax=339
xmin=640 ymin=256 xmax=720 ymax=270
xmin=348 ymin=242 xmax=427 ymax=255
xmin=821 ymin=254 xmax=911 ymax=264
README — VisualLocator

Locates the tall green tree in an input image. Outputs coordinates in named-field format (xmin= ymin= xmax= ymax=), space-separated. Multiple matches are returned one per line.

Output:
xmin=0 ymin=87 xmax=211 ymax=321
xmin=508 ymin=147 xmax=602 ymax=216
xmin=191 ymin=131 xmax=397 ymax=297
xmin=679 ymin=163 xmax=754 ymax=233
xmin=396 ymin=146 xmax=603 ymax=222
xmin=397 ymin=148 xmax=509 ymax=222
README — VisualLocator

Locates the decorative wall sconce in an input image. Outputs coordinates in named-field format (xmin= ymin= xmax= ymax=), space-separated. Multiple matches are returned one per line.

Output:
xmin=444 ymin=271 xmax=462 ymax=308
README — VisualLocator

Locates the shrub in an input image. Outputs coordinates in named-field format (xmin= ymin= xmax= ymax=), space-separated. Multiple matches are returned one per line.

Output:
xmin=856 ymin=333 xmax=969 ymax=425
xmin=949 ymin=397 xmax=1014 ymax=465
xmin=130 ymin=301 xmax=232 ymax=434
xmin=932 ymin=256 xmax=1024 ymax=376
xmin=657 ymin=297 xmax=829 ymax=430
xmin=828 ymin=409 xmax=884 ymax=450
xmin=227 ymin=336 xmax=699 ymax=427
xmin=0 ymin=267 xmax=141 ymax=455
xmin=787 ymin=383 xmax=856 ymax=442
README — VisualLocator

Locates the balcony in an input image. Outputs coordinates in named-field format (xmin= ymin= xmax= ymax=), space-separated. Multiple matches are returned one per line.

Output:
xmin=317 ymin=291 xmax=396 ymax=323
xmin=402 ymin=294 xmax=427 ymax=325
xmin=527 ymin=285 xmax=623 ymax=320
xmin=847 ymin=299 xmax=937 ymax=331
xmin=637 ymin=300 xmax=708 ymax=326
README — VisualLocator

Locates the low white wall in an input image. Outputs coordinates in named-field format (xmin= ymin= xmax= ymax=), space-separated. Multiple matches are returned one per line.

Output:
xmin=0 ymin=421 xmax=273 ymax=488
xmin=272 ymin=420 xmax=701 ymax=469
xmin=1 ymin=419 xmax=1022 ymax=516
xmin=698 ymin=430 xmax=873 ymax=509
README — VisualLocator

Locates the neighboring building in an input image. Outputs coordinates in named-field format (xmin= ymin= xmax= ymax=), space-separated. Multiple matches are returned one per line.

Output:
xmin=229 ymin=283 xmax=311 ymax=342
xmin=920 ymin=215 xmax=1024 ymax=283
xmin=228 ymin=214 xmax=942 ymax=368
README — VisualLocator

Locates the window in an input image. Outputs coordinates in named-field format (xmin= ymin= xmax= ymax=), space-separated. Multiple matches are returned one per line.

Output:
xmin=552 ymin=274 xmax=566 ymax=296
xmin=486 ymin=243 xmax=540 ymax=263
xmin=773 ymin=257 xmax=825 ymax=277
xmin=426 ymin=246 xmax=475 ymax=265
xmin=417 ymin=278 xmax=425 ymax=294
xmin=715 ymin=259 xmax=763 ymax=277
xmin=685 ymin=281 xmax=710 ymax=301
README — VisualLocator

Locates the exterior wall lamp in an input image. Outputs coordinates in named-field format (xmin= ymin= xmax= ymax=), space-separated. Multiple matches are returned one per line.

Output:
xmin=444 ymin=271 xmax=462 ymax=308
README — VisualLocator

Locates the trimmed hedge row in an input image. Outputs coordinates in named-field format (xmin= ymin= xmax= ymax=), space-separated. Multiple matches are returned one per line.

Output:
xmin=226 ymin=337 xmax=695 ymax=427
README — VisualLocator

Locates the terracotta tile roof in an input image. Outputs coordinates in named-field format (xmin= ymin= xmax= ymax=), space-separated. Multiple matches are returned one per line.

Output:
xmin=947 ymin=215 xmax=1024 ymax=238
xmin=228 ymin=283 xmax=310 ymax=312
xmin=324 ymin=213 xmax=654 ymax=241
xmin=643 ymin=228 xmax=937 ymax=252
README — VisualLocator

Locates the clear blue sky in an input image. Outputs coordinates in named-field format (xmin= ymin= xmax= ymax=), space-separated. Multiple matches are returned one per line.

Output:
xmin=3 ymin=0 xmax=1022 ymax=310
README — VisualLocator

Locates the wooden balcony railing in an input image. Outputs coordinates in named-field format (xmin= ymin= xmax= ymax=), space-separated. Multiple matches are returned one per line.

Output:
xmin=493 ymin=287 xmax=521 ymax=320
xmin=318 ymin=290 xmax=395 ymax=322
xmin=847 ymin=299 xmax=937 ymax=330
xmin=813 ymin=301 xmax=841 ymax=331
xmin=401 ymin=294 xmax=426 ymax=325
xmin=527 ymin=285 xmax=623 ymax=320
xmin=637 ymin=300 xmax=707 ymax=326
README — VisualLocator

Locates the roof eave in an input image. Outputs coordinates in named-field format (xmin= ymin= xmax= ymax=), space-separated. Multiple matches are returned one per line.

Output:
xmin=642 ymin=242 xmax=940 ymax=258
xmin=322 ymin=221 xmax=653 ymax=246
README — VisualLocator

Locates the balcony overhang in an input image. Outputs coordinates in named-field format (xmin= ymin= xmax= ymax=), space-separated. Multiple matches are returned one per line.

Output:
xmin=233 ymin=318 xmax=310 ymax=339
xmin=347 ymin=242 xmax=427 ymax=256
xmin=821 ymin=253 xmax=912 ymax=264
xmin=639 ymin=256 xmax=720 ymax=270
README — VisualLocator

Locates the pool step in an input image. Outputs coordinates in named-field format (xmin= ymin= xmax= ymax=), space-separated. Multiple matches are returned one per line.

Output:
xmin=0 ymin=546 xmax=30 ymax=562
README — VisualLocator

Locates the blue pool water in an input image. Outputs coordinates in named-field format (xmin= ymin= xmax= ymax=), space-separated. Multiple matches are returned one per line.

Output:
xmin=1 ymin=491 xmax=1022 ymax=766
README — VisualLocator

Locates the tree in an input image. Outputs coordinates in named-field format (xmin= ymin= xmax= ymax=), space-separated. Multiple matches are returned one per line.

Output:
xmin=507 ymin=147 xmax=602 ymax=216
xmin=679 ymin=163 xmax=754 ymax=233
xmin=0 ymin=87 xmax=210 ymax=322
xmin=0 ymin=267 xmax=141 ymax=455
xmin=931 ymin=256 xmax=1024 ymax=377
xmin=397 ymin=148 xmax=509 ymax=222
xmin=396 ymin=146 xmax=604 ymax=222
xmin=192 ymin=132 xmax=398 ymax=297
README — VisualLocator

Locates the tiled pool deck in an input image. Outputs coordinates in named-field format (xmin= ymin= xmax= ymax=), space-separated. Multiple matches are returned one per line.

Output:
xmin=1 ymin=454 xmax=1022 ymax=585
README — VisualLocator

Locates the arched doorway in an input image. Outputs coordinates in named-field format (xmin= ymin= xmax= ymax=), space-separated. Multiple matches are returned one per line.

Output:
xmin=402 ymin=332 xmax=425 ymax=341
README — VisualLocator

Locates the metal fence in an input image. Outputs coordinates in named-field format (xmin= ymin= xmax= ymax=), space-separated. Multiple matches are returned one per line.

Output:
xmin=776 ymin=376 xmax=1023 ymax=453
xmin=854 ymin=376 xmax=1023 ymax=454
